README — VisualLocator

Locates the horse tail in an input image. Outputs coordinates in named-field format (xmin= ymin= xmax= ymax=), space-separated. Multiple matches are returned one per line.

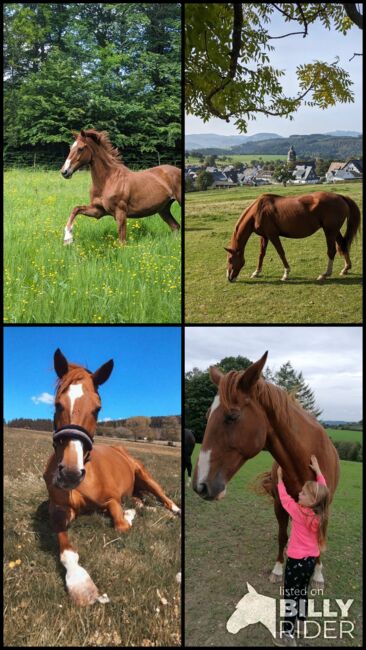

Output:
xmin=336 ymin=195 xmax=361 ymax=255
xmin=248 ymin=470 xmax=274 ymax=500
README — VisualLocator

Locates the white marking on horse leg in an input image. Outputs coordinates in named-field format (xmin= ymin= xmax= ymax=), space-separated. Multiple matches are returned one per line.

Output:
xmin=171 ymin=503 xmax=181 ymax=516
xmin=312 ymin=562 xmax=324 ymax=584
xmin=251 ymin=269 xmax=261 ymax=278
xmin=64 ymin=226 xmax=74 ymax=244
xmin=124 ymin=509 xmax=136 ymax=526
xmin=186 ymin=476 xmax=192 ymax=487
xmin=69 ymin=440 xmax=84 ymax=471
xmin=61 ymin=549 xmax=101 ymax=605
xmin=68 ymin=383 xmax=84 ymax=418
xmin=317 ymin=257 xmax=333 ymax=281
xmin=272 ymin=561 xmax=283 ymax=576
xmin=281 ymin=267 xmax=290 ymax=281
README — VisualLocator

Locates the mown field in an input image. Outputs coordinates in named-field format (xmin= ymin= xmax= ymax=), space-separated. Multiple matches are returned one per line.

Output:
xmin=185 ymin=445 xmax=362 ymax=647
xmin=185 ymin=182 xmax=362 ymax=324
xmin=4 ymin=427 xmax=181 ymax=647
xmin=4 ymin=169 xmax=181 ymax=324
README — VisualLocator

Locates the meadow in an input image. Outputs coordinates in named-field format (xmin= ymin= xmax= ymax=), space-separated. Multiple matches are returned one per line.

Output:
xmin=185 ymin=445 xmax=362 ymax=647
xmin=4 ymin=427 xmax=181 ymax=647
xmin=185 ymin=153 xmax=288 ymax=165
xmin=185 ymin=182 xmax=362 ymax=324
xmin=4 ymin=169 xmax=181 ymax=323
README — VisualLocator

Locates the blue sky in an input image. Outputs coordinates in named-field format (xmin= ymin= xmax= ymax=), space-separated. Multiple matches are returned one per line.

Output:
xmin=186 ymin=9 xmax=362 ymax=136
xmin=4 ymin=327 xmax=181 ymax=421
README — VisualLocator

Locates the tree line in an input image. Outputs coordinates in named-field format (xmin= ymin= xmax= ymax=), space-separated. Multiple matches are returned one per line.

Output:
xmin=4 ymin=3 xmax=181 ymax=168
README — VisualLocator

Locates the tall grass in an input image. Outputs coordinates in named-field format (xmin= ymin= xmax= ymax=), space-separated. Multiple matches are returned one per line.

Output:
xmin=4 ymin=170 xmax=181 ymax=323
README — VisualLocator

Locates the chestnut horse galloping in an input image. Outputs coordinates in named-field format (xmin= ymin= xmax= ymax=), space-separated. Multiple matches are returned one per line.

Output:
xmin=193 ymin=352 xmax=339 ymax=588
xmin=225 ymin=191 xmax=360 ymax=282
xmin=60 ymin=129 xmax=181 ymax=244
xmin=43 ymin=349 xmax=180 ymax=606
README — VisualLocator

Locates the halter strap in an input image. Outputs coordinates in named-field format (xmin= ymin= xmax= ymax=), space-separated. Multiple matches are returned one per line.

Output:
xmin=53 ymin=424 xmax=93 ymax=452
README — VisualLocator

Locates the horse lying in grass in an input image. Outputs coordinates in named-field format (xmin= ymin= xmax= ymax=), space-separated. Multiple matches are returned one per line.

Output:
xmin=44 ymin=348 xmax=180 ymax=606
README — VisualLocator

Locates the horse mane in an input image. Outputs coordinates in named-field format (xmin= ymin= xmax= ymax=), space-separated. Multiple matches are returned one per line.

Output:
xmin=218 ymin=371 xmax=316 ymax=430
xmin=55 ymin=363 xmax=94 ymax=396
xmin=84 ymin=129 xmax=123 ymax=167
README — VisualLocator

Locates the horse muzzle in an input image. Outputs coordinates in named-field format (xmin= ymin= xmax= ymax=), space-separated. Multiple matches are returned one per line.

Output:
xmin=54 ymin=467 xmax=86 ymax=490
xmin=193 ymin=477 xmax=227 ymax=501
xmin=61 ymin=169 xmax=73 ymax=179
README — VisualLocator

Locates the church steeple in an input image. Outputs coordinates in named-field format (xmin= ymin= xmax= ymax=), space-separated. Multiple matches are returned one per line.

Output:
xmin=288 ymin=144 xmax=296 ymax=162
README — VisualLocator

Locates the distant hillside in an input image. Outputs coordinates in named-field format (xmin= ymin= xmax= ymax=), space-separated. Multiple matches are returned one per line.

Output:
xmin=231 ymin=134 xmax=363 ymax=159
xmin=185 ymin=132 xmax=282 ymax=151
xmin=6 ymin=415 xmax=182 ymax=442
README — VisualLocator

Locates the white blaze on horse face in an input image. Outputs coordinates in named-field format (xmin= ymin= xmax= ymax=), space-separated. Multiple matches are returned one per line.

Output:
xmin=70 ymin=440 xmax=84 ymax=471
xmin=63 ymin=157 xmax=72 ymax=172
xmin=68 ymin=383 xmax=84 ymax=418
xmin=208 ymin=394 xmax=220 ymax=420
xmin=197 ymin=449 xmax=212 ymax=487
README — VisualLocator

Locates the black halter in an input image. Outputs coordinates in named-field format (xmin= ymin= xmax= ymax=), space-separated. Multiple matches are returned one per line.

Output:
xmin=53 ymin=424 xmax=94 ymax=452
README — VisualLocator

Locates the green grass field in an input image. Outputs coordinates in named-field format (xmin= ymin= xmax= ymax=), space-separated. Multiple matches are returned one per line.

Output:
xmin=185 ymin=445 xmax=362 ymax=647
xmin=185 ymin=154 xmax=288 ymax=165
xmin=325 ymin=428 xmax=362 ymax=443
xmin=4 ymin=427 xmax=181 ymax=646
xmin=4 ymin=169 xmax=181 ymax=323
xmin=185 ymin=182 xmax=362 ymax=324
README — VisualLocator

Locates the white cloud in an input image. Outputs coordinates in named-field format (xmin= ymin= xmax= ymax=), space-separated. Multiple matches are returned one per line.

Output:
xmin=31 ymin=392 xmax=54 ymax=405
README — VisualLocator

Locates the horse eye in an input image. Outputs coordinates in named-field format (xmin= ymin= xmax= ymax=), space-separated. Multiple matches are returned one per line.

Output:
xmin=55 ymin=402 xmax=63 ymax=412
xmin=78 ymin=147 xmax=85 ymax=153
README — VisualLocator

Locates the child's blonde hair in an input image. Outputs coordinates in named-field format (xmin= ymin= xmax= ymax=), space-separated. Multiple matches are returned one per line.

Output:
xmin=302 ymin=481 xmax=330 ymax=551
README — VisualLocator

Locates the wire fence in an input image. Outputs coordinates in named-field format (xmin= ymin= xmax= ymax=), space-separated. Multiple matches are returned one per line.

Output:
xmin=4 ymin=150 xmax=182 ymax=171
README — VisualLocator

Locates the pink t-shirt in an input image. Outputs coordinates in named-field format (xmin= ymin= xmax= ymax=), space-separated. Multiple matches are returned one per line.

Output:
xmin=278 ymin=474 xmax=327 ymax=559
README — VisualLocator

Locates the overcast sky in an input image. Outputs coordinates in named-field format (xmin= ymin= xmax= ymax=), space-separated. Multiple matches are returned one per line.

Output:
xmin=186 ymin=9 xmax=362 ymax=136
xmin=185 ymin=327 xmax=362 ymax=421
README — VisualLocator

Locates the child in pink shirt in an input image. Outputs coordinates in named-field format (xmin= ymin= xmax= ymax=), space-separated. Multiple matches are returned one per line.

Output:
xmin=273 ymin=455 xmax=330 ymax=647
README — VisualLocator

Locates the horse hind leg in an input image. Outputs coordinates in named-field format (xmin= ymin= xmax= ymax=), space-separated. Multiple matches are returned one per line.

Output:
xmin=134 ymin=462 xmax=181 ymax=516
xmin=106 ymin=498 xmax=136 ymax=532
xmin=158 ymin=201 xmax=180 ymax=232
xmin=336 ymin=233 xmax=352 ymax=275
xmin=317 ymin=231 xmax=337 ymax=281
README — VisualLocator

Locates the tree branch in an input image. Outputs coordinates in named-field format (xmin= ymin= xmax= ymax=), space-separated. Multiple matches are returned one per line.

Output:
xmin=342 ymin=3 xmax=363 ymax=29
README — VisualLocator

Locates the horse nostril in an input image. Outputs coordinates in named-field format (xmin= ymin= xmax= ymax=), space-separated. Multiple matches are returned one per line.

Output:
xmin=58 ymin=464 xmax=64 ymax=473
xmin=80 ymin=469 xmax=86 ymax=479
xmin=195 ymin=482 xmax=208 ymax=497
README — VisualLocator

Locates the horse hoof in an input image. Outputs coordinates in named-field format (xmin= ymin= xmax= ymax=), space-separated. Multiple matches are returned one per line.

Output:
xmin=269 ymin=572 xmax=282 ymax=583
xmin=63 ymin=239 xmax=73 ymax=245
xmin=251 ymin=272 xmax=260 ymax=278
xmin=317 ymin=275 xmax=326 ymax=281
xmin=281 ymin=277 xmax=289 ymax=282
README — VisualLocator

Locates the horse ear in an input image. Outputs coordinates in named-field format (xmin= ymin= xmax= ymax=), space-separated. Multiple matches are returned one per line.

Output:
xmin=238 ymin=351 xmax=268 ymax=392
xmin=224 ymin=247 xmax=234 ymax=254
xmin=92 ymin=359 xmax=114 ymax=387
xmin=54 ymin=348 xmax=69 ymax=378
xmin=85 ymin=130 xmax=100 ymax=144
xmin=209 ymin=366 xmax=223 ymax=386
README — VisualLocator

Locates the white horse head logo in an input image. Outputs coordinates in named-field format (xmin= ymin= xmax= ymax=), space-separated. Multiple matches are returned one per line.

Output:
xmin=227 ymin=583 xmax=276 ymax=638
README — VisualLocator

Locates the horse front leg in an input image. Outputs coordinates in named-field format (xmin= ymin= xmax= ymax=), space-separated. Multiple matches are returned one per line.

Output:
xmin=115 ymin=207 xmax=128 ymax=244
xmin=251 ymin=236 xmax=268 ymax=278
xmin=134 ymin=463 xmax=181 ymax=516
xmin=269 ymin=497 xmax=289 ymax=583
xmin=269 ymin=235 xmax=291 ymax=281
xmin=50 ymin=504 xmax=102 ymax=606
xmin=64 ymin=204 xmax=107 ymax=244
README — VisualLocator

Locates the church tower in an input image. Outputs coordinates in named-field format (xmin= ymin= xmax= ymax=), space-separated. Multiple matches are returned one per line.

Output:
xmin=287 ymin=144 xmax=296 ymax=163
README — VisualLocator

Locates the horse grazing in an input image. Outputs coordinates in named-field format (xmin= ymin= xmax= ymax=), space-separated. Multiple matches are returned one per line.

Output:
xmin=60 ymin=129 xmax=181 ymax=244
xmin=184 ymin=428 xmax=196 ymax=487
xmin=192 ymin=351 xmax=339 ymax=588
xmin=225 ymin=191 xmax=360 ymax=282
xmin=43 ymin=348 xmax=181 ymax=606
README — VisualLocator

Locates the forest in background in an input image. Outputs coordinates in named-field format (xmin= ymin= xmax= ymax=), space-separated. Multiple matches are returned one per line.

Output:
xmin=4 ymin=3 xmax=181 ymax=168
